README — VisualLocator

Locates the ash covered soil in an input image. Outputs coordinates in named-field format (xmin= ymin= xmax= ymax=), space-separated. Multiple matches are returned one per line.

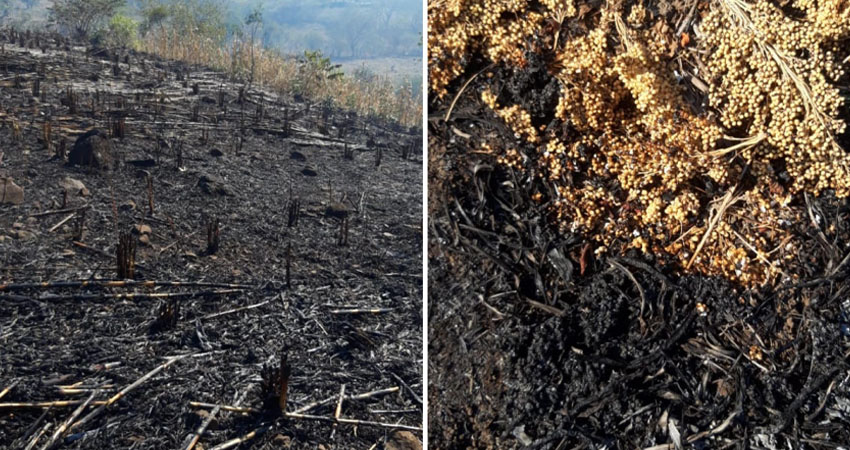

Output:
xmin=0 ymin=30 xmax=423 ymax=449
xmin=428 ymin=62 xmax=850 ymax=450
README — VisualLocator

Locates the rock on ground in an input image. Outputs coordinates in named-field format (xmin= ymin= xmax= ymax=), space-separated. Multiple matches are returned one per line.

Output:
xmin=68 ymin=129 xmax=113 ymax=170
xmin=385 ymin=431 xmax=422 ymax=450
xmin=0 ymin=177 xmax=24 ymax=205
xmin=197 ymin=173 xmax=232 ymax=196
xmin=325 ymin=202 xmax=350 ymax=220
xmin=59 ymin=177 xmax=89 ymax=196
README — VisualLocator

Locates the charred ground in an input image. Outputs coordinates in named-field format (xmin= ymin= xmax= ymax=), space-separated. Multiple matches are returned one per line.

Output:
xmin=0 ymin=29 xmax=423 ymax=449
xmin=428 ymin=43 xmax=850 ymax=450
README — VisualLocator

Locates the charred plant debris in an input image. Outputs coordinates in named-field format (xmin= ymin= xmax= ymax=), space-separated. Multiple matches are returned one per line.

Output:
xmin=0 ymin=27 xmax=422 ymax=448
xmin=206 ymin=216 xmax=221 ymax=255
xmin=429 ymin=0 xmax=850 ymax=286
xmin=430 ymin=0 xmax=850 ymax=447
xmin=260 ymin=349 xmax=292 ymax=415
xmin=116 ymin=230 xmax=136 ymax=279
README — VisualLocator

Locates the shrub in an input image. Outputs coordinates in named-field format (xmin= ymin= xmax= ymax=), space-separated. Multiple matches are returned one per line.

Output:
xmin=103 ymin=13 xmax=139 ymax=49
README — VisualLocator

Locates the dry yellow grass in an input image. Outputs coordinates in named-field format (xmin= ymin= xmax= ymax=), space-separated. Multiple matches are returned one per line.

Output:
xmin=140 ymin=29 xmax=421 ymax=127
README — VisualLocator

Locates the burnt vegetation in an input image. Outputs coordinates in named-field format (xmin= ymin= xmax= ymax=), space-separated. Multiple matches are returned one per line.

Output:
xmin=0 ymin=27 xmax=422 ymax=449
xmin=428 ymin=0 xmax=850 ymax=448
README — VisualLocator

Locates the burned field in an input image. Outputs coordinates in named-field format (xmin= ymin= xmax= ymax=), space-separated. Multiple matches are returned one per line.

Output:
xmin=0 ymin=30 xmax=423 ymax=449
xmin=428 ymin=0 xmax=850 ymax=448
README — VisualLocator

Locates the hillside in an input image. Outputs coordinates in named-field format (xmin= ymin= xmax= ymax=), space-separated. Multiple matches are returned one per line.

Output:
xmin=0 ymin=29 xmax=423 ymax=449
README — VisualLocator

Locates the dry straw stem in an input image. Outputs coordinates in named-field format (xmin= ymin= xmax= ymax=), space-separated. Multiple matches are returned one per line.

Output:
xmin=203 ymin=410 xmax=420 ymax=450
xmin=190 ymin=386 xmax=401 ymax=416
xmin=0 ymin=280 xmax=255 ymax=292
xmin=23 ymin=422 xmax=52 ymax=450
xmin=40 ymin=390 xmax=99 ymax=450
xmin=12 ymin=289 xmax=246 ymax=302
xmin=69 ymin=352 xmax=213 ymax=431
xmin=0 ymin=400 xmax=109 ymax=409
xmin=0 ymin=382 xmax=15 ymax=400
xmin=686 ymin=186 xmax=744 ymax=270
xmin=182 ymin=404 xmax=220 ymax=450
xmin=284 ymin=411 xmax=422 ymax=431
xmin=708 ymin=133 xmax=766 ymax=157
xmin=199 ymin=298 xmax=273 ymax=321
xmin=208 ymin=423 xmax=272 ymax=450
xmin=293 ymin=386 xmax=400 ymax=414
xmin=329 ymin=307 xmax=394 ymax=314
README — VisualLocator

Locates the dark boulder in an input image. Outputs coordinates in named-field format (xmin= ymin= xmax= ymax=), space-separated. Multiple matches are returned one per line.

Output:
xmin=68 ymin=129 xmax=113 ymax=170
xmin=325 ymin=202 xmax=350 ymax=220
xmin=197 ymin=173 xmax=231 ymax=196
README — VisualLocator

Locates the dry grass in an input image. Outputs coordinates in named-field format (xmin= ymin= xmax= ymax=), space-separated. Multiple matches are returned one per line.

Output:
xmin=139 ymin=29 xmax=421 ymax=127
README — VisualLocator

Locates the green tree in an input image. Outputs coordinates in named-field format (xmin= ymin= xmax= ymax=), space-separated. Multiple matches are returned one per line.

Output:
xmin=104 ymin=13 xmax=138 ymax=48
xmin=49 ymin=0 xmax=125 ymax=38
xmin=167 ymin=0 xmax=225 ymax=42
xmin=139 ymin=2 xmax=168 ymax=35
xmin=138 ymin=0 xmax=225 ymax=42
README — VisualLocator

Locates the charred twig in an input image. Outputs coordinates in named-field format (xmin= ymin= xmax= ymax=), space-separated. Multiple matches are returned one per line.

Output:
xmin=338 ymin=216 xmax=349 ymax=246
xmin=22 ymin=422 xmax=51 ymax=450
xmin=4 ymin=289 xmax=245 ymax=302
xmin=0 ymin=400 xmax=108 ymax=409
xmin=147 ymin=176 xmax=155 ymax=216
xmin=260 ymin=349 xmax=292 ymax=414
xmin=284 ymin=412 xmax=422 ymax=432
xmin=182 ymin=404 xmax=220 ymax=450
xmin=73 ymin=209 xmax=86 ymax=241
xmin=287 ymin=199 xmax=300 ymax=227
xmin=40 ymin=390 xmax=99 ymax=450
xmin=285 ymin=241 xmax=292 ymax=289
xmin=200 ymin=298 xmax=272 ymax=320
xmin=0 ymin=280 xmax=255 ymax=292
xmin=329 ymin=307 xmax=394 ymax=315
xmin=10 ymin=118 xmax=21 ymax=142
xmin=48 ymin=213 xmax=75 ymax=233
xmin=208 ymin=424 xmax=272 ymax=450
xmin=117 ymin=231 xmax=136 ymax=279
xmin=42 ymin=121 xmax=51 ymax=152
xmin=175 ymin=139 xmax=184 ymax=170
xmin=69 ymin=353 xmax=206 ymax=432
xmin=206 ymin=217 xmax=220 ymax=255
xmin=64 ymin=87 xmax=77 ymax=114
xmin=188 ymin=402 xmax=258 ymax=414
xmin=72 ymin=241 xmax=114 ymax=259
xmin=389 ymin=372 xmax=422 ymax=405
xmin=291 ymin=386 xmax=401 ymax=414
xmin=151 ymin=299 xmax=179 ymax=331
xmin=56 ymin=139 xmax=66 ymax=160
xmin=111 ymin=117 xmax=125 ymax=139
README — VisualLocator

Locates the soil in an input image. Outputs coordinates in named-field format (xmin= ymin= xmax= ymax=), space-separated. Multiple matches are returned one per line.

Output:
xmin=0 ymin=29 xmax=423 ymax=449
xmin=428 ymin=35 xmax=850 ymax=450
